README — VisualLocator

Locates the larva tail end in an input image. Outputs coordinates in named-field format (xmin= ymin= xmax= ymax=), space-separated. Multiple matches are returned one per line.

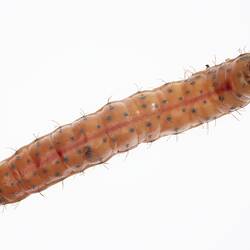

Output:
xmin=231 ymin=53 xmax=250 ymax=96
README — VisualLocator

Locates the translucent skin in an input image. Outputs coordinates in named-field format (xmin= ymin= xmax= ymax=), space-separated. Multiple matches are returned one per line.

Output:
xmin=0 ymin=53 xmax=250 ymax=205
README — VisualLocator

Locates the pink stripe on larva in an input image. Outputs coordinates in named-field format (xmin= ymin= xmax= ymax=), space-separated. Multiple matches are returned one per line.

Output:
xmin=0 ymin=53 xmax=250 ymax=205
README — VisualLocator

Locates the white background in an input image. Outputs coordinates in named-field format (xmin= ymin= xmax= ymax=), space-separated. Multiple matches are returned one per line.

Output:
xmin=0 ymin=1 xmax=250 ymax=249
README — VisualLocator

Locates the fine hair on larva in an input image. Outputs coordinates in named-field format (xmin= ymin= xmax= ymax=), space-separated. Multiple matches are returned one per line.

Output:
xmin=0 ymin=53 xmax=250 ymax=205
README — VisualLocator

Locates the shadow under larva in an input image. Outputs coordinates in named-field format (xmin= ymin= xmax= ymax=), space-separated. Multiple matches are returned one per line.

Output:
xmin=1 ymin=53 xmax=250 ymax=205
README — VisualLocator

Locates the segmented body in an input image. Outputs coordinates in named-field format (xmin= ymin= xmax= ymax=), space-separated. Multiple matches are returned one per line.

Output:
xmin=1 ymin=53 xmax=250 ymax=205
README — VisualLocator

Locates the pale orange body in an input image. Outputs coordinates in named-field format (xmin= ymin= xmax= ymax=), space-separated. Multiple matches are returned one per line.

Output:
xmin=1 ymin=53 xmax=250 ymax=205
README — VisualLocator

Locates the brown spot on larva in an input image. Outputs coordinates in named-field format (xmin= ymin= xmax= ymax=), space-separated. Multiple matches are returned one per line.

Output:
xmin=166 ymin=115 xmax=172 ymax=122
xmin=182 ymin=108 xmax=186 ymax=112
xmin=190 ymin=81 xmax=195 ymax=85
xmin=42 ymin=169 xmax=48 ymax=174
xmin=77 ymin=149 xmax=83 ymax=154
xmin=218 ymin=95 xmax=224 ymax=102
xmin=126 ymin=144 xmax=129 ymax=148
xmin=129 ymin=128 xmax=135 ymax=133
xmin=146 ymin=122 xmax=152 ymax=127
xmin=191 ymin=108 xmax=196 ymax=113
xmin=236 ymin=93 xmax=242 ymax=98
xmin=185 ymin=90 xmax=190 ymax=95
xmin=27 ymin=159 xmax=31 ymax=163
xmin=56 ymin=160 xmax=60 ymax=164
xmin=55 ymin=172 xmax=61 ymax=177
xmin=106 ymin=115 xmax=112 ymax=121
xmin=162 ymin=99 xmax=168 ymax=104
xmin=123 ymin=112 xmax=129 ymax=117
xmin=200 ymin=90 xmax=203 ymax=94
xmin=103 ymin=137 xmax=107 ymax=143
xmin=11 ymin=164 xmax=16 ymax=170
xmin=141 ymin=104 xmax=147 ymax=109
xmin=108 ymin=105 xmax=114 ymax=110
xmin=157 ymin=115 xmax=160 ymax=119
xmin=167 ymin=88 xmax=173 ymax=93
xmin=63 ymin=157 xmax=69 ymax=163
xmin=70 ymin=136 xmax=75 ymax=141
xmin=85 ymin=146 xmax=92 ymax=160
xmin=203 ymin=100 xmax=207 ymax=104
xmin=4 ymin=172 xmax=9 ymax=177
xmin=96 ymin=124 xmax=101 ymax=129
xmin=179 ymin=97 xmax=183 ymax=101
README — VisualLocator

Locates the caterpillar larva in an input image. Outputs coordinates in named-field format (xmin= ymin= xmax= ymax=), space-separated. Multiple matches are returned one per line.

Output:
xmin=1 ymin=53 xmax=250 ymax=205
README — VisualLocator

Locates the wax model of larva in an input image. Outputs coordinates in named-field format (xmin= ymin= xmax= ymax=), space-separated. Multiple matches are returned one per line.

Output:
xmin=0 ymin=53 xmax=250 ymax=205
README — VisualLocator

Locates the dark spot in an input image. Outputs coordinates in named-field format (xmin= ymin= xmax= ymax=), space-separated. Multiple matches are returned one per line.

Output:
xmin=236 ymin=93 xmax=242 ymax=98
xmin=32 ymin=184 xmax=36 ymax=189
xmin=190 ymin=81 xmax=195 ymax=85
xmin=141 ymin=104 xmax=147 ymax=109
xmin=167 ymin=88 xmax=173 ymax=93
xmin=103 ymin=137 xmax=107 ymax=143
xmin=129 ymin=128 xmax=135 ymax=133
xmin=126 ymin=144 xmax=129 ymax=148
xmin=166 ymin=115 xmax=172 ymax=122
xmin=203 ymin=100 xmax=207 ymax=104
xmin=56 ymin=160 xmax=60 ymax=164
xmin=182 ymin=108 xmax=186 ymax=112
xmin=146 ymin=122 xmax=152 ymax=127
xmin=200 ymin=90 xmax=203 ymax=94
xmin=157 ymin=115 xmax=161 ymax=119
xmin=123 ymin=112 xmax=129 ymax=117
xmin=96 ymin=124 xmax=101 ymax=129
xmin=179 ymin=97 xmax=183 ymax=101
xmin=85 ymin=146 xmax=92 ymax=160
xmin=162 ymin=99 xmax=168 ymax=104
xmin=108 ymin=105 xmax=114 ymax=110
xmin=75 ymin=164 xmax=81 ymax=168
xmin=218 ymin=95 xmax=224 ymax=102
xmin=0 ymin=189 xmax=2 ymax=193
xmin=55 ymin=172 xmax=61 ymax=177
xmin=4 ymin=172 xmax=9 ymax=177
xmin=70 ymin=136 xmax=75 ymax=141
xmin=106 ymin=115 xmax=112 ymax=121
xmin=185 ymin=90 xmax=190 ymax=94
xmin=11 ymin=182 xmax=14 ymax=187
xmin=42 ymin=169 xmax=48 ymax=174
xmin=35 ymin=152 xmax=39 ymax=158
xmin=237 ymin=72 xmax=242 ymax=78
xmin=212 ymin=81 xmax=218 ymax=87
xmin=11 ymin=164 xmax=16 ymax=170
xmin=77 ymin=149 xmax=83 ymax=154
xmin=191 ymin=108 xmax=196 ymax=113
xmin=16 ymin=155 xmax=21 ymax=160
xmin=63 ymin=157 xmax=69 ymax=163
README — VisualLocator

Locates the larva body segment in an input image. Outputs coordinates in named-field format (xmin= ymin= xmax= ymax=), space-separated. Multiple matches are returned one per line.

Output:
xmin=0 ymin=53 xmax=250 ymax=205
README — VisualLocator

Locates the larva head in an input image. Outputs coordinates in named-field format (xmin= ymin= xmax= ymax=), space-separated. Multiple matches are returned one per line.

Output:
xmin=231 ymin=53 xmax=250 ymax=97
